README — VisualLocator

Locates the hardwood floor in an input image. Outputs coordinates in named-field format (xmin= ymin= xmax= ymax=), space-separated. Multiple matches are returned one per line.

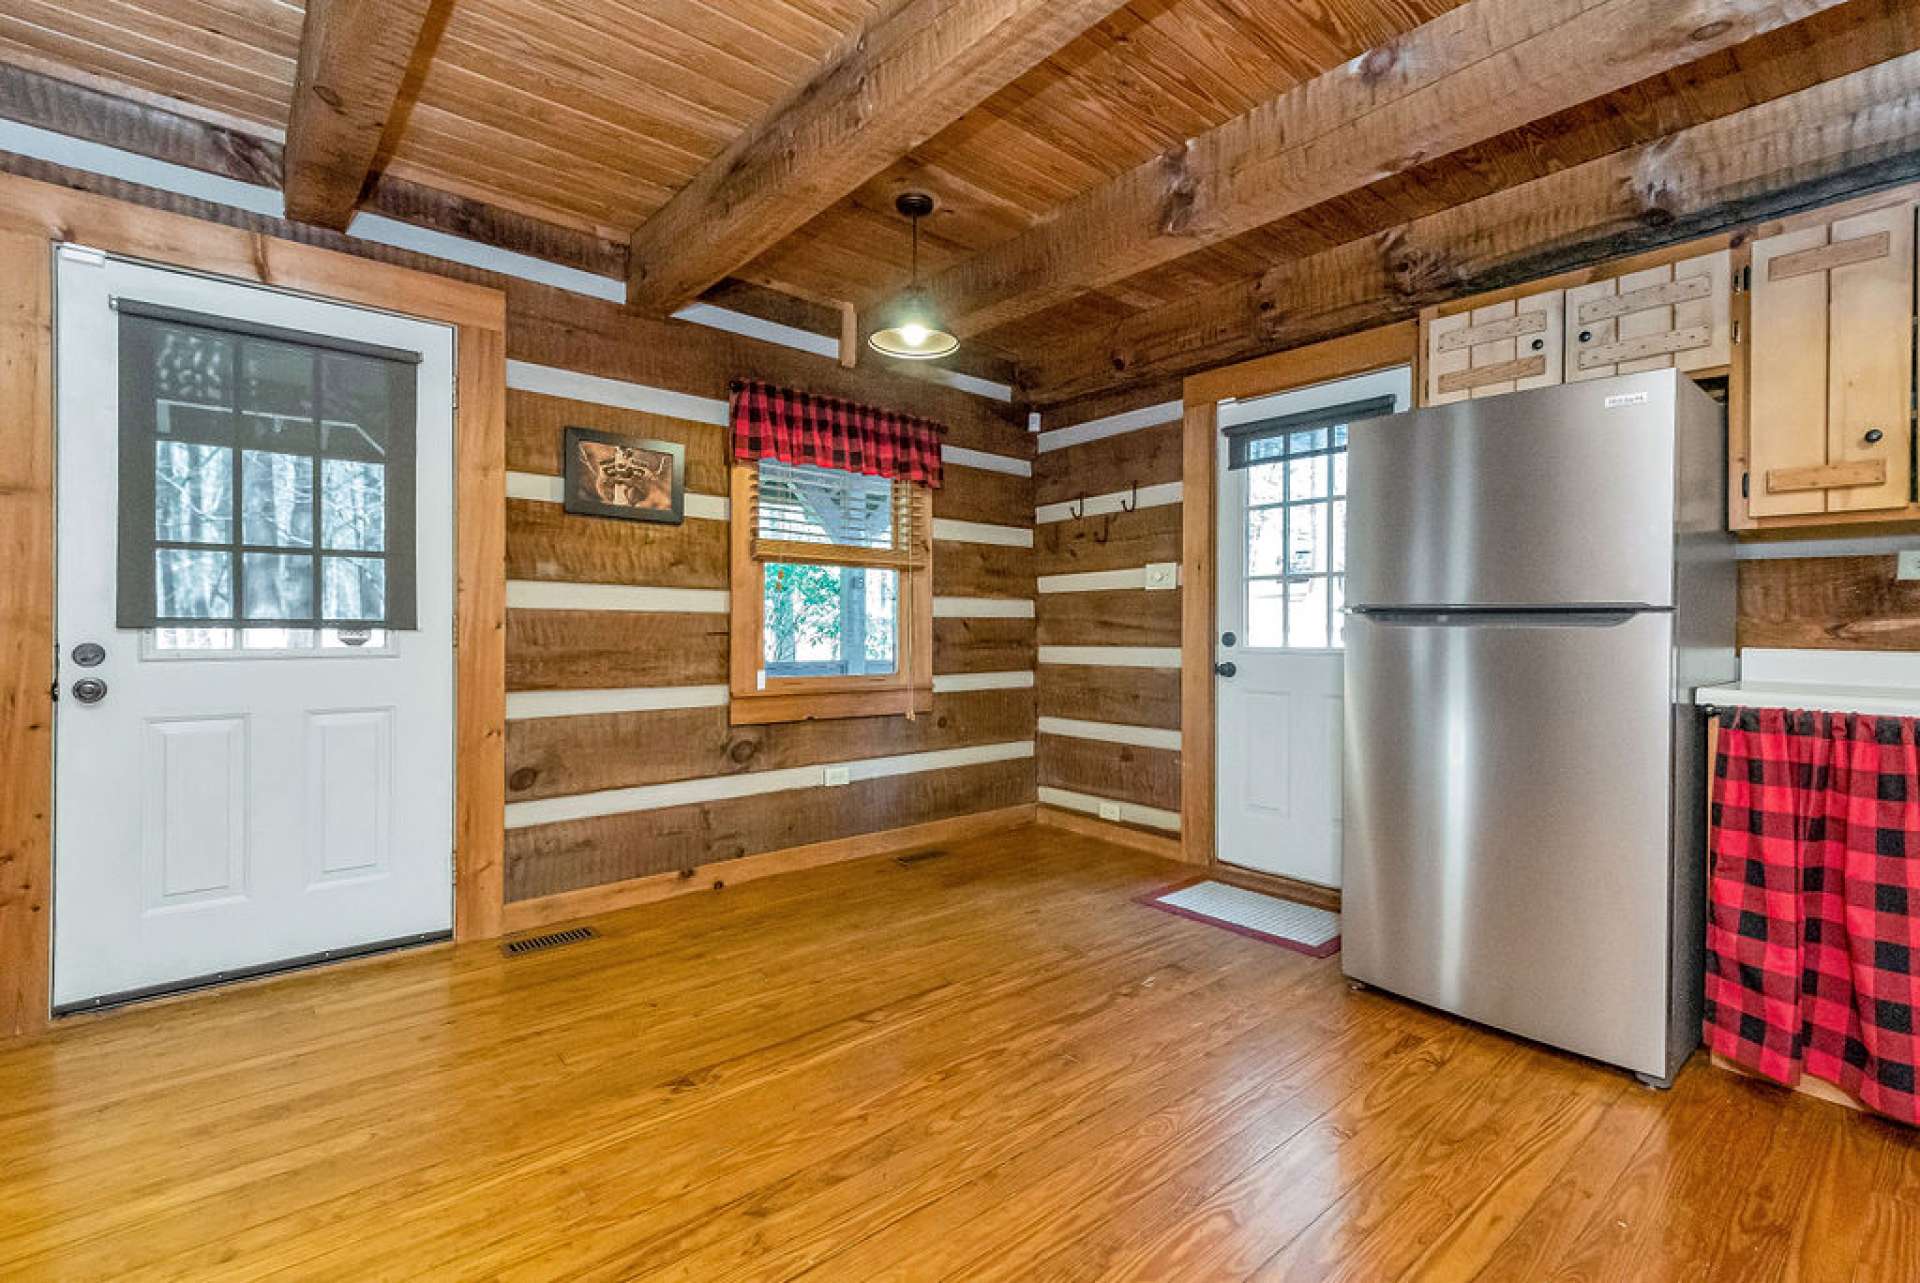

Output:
xmin=1 ymin=826 xmax=1914 ymax=1281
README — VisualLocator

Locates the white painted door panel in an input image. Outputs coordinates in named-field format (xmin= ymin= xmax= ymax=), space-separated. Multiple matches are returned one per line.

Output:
xmin=1215 ymin=367 xmax=1411 ymax=887
xmin=53 ymin=253 xmax=456 ymax=1010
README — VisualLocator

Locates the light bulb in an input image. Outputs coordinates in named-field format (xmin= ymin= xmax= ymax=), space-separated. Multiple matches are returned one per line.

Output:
xmin=900 ymin=323 xmax=929 ymax=347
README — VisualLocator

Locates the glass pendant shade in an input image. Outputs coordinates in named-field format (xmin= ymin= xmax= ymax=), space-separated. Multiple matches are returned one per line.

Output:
xmin=869 ymin=286 xmax=959 ymax=359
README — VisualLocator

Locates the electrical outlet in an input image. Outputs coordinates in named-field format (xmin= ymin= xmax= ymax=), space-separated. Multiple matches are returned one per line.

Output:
xmin=1899 ymin=550 xmax=1920 ymax=581
xmin=823 ymin=765 xmax=852 ymax=787
xmin=1098 ymin=801 xmax=1122 ymax=822
xmin=1143 ymin=562 xmax=1179 ymax=591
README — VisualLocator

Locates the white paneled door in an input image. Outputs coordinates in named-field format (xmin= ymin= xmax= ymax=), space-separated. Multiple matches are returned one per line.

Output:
xmin=52 ymin=251 xmax=456 ymax=1011
xmin=1214 ymin=367 xmax=1411 ymax=887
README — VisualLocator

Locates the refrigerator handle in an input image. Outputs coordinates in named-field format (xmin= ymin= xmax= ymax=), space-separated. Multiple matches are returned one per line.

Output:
xmin=1346 ymin=608 xmax=1647 ymax=629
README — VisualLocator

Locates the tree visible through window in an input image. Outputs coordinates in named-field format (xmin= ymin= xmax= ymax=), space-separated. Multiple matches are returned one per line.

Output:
xmin=755 ymin=460 xmax=903 ymax=678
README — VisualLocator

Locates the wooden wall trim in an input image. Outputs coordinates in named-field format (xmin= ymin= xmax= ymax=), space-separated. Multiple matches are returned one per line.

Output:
xmin=500 ymin=804 xmax=1038 ymax=934
xmin=0 ymin=229 xmax=54 ymax=1038
xmin=0 ymin=170 xmax=508 ymax=1036
xmin=1179 ymin=324 xmax=1420 ymax=873
xmin=1034 ymin=806 xmax=1182 ymax=861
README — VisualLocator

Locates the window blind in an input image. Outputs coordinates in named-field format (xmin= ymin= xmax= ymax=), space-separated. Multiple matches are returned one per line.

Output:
xmin=749 ymin=459 xmax=929 ymax=570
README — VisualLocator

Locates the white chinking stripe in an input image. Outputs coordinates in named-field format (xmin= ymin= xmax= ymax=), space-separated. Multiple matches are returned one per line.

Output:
xmin=1035 ymin=482 xmax=1181 ymax=524
xmin=1037 ymin=717 xmax=1182 ymax=750
xmin=507 ymin=686 xmax=730 ymax=720
xmin=506 ymin=740 xmax=1036 ymax=828
xmin=933 ymin=597 xmax=1036 ymax=619
xmin=1038 ymin=787 xmax=1181 ymax=833
xmin=1038 ymin=645 xmax=1182 ymax=668
xmin=1038 ymin=567 xmax=1154 ymax=594
xmin=0 ymin=118 xmax=1027 ymax=403
xmin=1036 ymin=400 xmax=1183 ymax=453
xmin=507 ymin=582 xmax=728 ymax=613
xmin=507 ymin=470 xmax=730 ymax=520
xmin=932 ymin=518 xmax=1033 ymax=547
xmin=943 ymin=445 xmax=1031 ymax=477
xmin=932 ymin=671 xmax=1035 ymax=692
xmin=507 ymin=360 xmax=729 ymax=425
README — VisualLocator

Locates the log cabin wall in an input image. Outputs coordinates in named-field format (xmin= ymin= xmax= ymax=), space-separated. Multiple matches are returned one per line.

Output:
xmin=0 ymin=154 xmax=1039 ymax=918
xmin=1736 ymin=553 xmax=1920 ymax=651
xmin=1032 ymin=392 xmax=1187 ymax=841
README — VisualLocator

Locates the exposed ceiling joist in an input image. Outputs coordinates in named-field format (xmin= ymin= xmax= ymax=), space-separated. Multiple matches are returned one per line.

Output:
xmin=913 ymin=0 xmax=1851 ymax=338
xmin=1026 ymin=48 xmax=1920 ymax=407
xmin=624 ymin=0 xmax=1131 ymax=316
xmin=283 ymin=0 xmax=443 ymax=230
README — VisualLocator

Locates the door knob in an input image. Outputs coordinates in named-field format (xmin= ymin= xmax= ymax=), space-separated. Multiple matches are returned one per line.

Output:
xmin=1215 ymin=661 xmax=1238 ymax=679
xmin=71 ymin=678 xmax=108 ymax=705
xmin=1865 ymin=428 xmax=1886 ymax=445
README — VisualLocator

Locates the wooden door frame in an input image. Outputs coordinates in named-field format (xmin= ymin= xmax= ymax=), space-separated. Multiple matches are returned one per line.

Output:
xmin=1177 ymin=323 xmax=1420 ymax=873
xmin=0 ymin=171 xmax=508 ymax=1039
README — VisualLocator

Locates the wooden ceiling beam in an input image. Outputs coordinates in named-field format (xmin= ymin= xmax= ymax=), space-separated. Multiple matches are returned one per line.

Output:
xmin=283 ymin=0 xmax=443 ymax=230
xmin=916 ymin=0 xmax=1853 ymax=337
xmin=624 ymin=0 xmax=1131 ymax=316
xmin=1024 ymin=49 xmax=1920 ymax=407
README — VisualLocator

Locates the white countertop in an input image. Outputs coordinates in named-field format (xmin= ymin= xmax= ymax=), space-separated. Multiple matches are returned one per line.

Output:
xmin=1697 ymin=649 xmax=1920 ymax=717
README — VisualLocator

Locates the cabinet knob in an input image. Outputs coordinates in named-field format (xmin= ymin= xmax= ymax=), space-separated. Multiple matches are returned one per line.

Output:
xmin=1865 ymin=428 xmax=1886 ymax=445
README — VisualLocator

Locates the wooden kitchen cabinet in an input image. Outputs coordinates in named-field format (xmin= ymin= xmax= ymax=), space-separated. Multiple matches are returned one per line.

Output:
xmin=1745 ymin=200 xmax=1915 ymax=520
xmin=1424 ymin=289 xmax=1564 ymax=405
xmin=1566 ymin=250 xmax=1731 ymax=382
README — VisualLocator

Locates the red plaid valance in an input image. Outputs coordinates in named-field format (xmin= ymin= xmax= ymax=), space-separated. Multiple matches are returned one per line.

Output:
xmin=1705 ymin=706 xmax=1920 ymax=1125
xmin=730 ymin=380 xmax=944 ymax=488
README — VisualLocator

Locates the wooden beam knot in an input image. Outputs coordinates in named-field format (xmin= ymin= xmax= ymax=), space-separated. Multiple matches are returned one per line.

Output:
xmin=1356 ymin=40 xmax=1400 ymax=83
xmin=1157 ymin=145 xmax=1201 ymax=237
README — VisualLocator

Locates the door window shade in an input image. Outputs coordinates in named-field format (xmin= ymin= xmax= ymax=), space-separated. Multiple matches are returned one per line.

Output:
xmin=116 ymin=302 xmax=420 ymax=630
xmin=1222 ymin=395 xmax=1397 ymax=471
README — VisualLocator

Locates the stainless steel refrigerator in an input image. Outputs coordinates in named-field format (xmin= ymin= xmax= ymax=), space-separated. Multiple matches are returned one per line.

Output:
xmin=1341 ymin=369 xmax=1734 ymax=1085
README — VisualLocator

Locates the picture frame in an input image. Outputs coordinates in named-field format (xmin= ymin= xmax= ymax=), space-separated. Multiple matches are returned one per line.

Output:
xmin=562 ymin=426 xmax=686 ymax=525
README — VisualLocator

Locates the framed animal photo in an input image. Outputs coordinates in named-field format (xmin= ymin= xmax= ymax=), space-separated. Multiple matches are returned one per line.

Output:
xmin=563 ymin=427 xmax=685 ymax=524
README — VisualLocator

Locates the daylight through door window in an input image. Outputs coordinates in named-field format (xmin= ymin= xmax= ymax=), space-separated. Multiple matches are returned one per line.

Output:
xmin=115 ymin=302 xmax=419 ymax=632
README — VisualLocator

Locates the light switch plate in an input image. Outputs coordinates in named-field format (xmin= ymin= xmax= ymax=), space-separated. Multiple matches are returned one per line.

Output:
xmin=1899 ymin=550 xmax=1920 ymax=581
xmin=823 ymin=765 xmax=852 ymax=787
xmin=1144 ymin=562 xmax=1179 ymax=591
xmin=1098 ymin=801 xmax=1122 ymax=822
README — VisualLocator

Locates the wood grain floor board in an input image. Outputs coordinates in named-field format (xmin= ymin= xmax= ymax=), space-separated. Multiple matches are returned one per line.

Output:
xmin=0 ymin=826 xmax=1910 ymax=1281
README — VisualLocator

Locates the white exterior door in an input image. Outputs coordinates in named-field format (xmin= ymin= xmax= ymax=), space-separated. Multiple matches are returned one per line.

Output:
xmin=1214 ymin=367 xmax=1411 ymax=887
xmin=52 ymin=250 xmax=457 ymax=1011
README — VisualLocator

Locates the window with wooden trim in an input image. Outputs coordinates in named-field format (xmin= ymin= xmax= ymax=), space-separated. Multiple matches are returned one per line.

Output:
xmin=729 ymin=457 xmax=933 ymax=724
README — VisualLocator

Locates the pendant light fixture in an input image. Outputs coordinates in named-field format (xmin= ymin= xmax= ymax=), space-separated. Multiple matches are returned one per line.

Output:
xmin=869 ymin=192 xmax=959 ymax=361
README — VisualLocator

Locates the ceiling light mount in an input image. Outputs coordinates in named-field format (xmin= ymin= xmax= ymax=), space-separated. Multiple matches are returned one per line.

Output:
xmin=870 ymin=191 xmax=959 ymax=361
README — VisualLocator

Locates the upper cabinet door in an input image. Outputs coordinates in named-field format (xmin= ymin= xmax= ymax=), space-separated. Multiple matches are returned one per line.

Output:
xmin=1426 ymin=290 xmax=1565 ymax=406
xmin=1566 ymin=250 xmax=1731 ymax=382
xmin=1749 ymin=202 xmax=1914 ymax=517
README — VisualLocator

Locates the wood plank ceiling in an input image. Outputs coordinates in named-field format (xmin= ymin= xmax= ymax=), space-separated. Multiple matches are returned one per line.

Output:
xmin=2 ymin=0 xmax=1918 ymax=400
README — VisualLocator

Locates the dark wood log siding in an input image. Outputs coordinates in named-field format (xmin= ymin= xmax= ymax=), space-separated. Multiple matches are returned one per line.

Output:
xmin=506 ymin=389 xmax=728 ymax=491
xmin=934 ymin=541 xmax=1037 ymax=599
xmin=1737 ymin=556 xmax=1920 ymax=651
xmin=506 ymin=611 xmax=731 ymax=691
xmin=1036 ymin=735 xmax=1181 ymax=812
xmin=933 ymin=464 xmax=1034 ymax=527
xmin=1035 ymin=504 xmax=1181 ymax=576
xmin=1039 ymin=589 xmax=1181 ymax=647
xmin=1038 ymin=665 xmax=1181 ymax=730
xmin=505 ymin=759 xmax=1037 ymax=899
xmin=508 ymin=689 xmax=1034 ymax=801
xmin=1033 ymin=423 xmax=1182 ymax=507
xmin=934 ymin=617 xmax=1037 ymax=673
xmin=506 ymin=500 xmax=728 ymax=588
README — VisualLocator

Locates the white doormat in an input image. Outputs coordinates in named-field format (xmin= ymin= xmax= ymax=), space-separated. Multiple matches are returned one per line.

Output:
xmin=1139 ymin=879 xmax=1341 ymax=957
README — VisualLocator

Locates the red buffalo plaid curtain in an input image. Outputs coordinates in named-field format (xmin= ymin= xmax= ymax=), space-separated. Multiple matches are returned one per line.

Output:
xmin=730 ymin=380 xmax=944 ymax=487
xmin=1705 ymin=706 xmax=1920 ymax=1124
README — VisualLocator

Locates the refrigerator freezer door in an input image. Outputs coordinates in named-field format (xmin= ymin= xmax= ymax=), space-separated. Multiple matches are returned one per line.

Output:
xmin=1342 ymin=609 xmax=1676 ymax=1077
xmin=1347 ymin=371 xmax=1680 ymax=609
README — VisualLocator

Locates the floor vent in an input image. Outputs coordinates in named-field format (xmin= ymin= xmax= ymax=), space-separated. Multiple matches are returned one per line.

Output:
xmin=896 ymin=849 xmax=949 ymax=867
xmin=502 ymin=926 xmax=598 ymax=957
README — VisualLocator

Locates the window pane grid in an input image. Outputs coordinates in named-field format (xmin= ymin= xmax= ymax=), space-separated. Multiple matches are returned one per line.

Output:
xmin=1244 ymin=419 xmax=1351 ymax=651
xmin=123 ymin=310 xmax=413 ymax=630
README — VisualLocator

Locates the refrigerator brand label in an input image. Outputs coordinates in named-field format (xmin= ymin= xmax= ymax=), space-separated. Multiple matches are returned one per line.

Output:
xmin=1604 ymin=392 xmax=1651 ymax=409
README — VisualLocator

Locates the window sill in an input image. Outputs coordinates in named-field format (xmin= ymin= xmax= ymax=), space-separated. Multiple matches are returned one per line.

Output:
xmin=729 ymin=684 xmax=933 ymax=726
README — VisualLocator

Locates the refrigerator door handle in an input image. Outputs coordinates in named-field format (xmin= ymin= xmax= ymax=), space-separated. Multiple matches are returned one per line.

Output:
xmin=1345 ymin=608 xmax=1647 ymax=629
